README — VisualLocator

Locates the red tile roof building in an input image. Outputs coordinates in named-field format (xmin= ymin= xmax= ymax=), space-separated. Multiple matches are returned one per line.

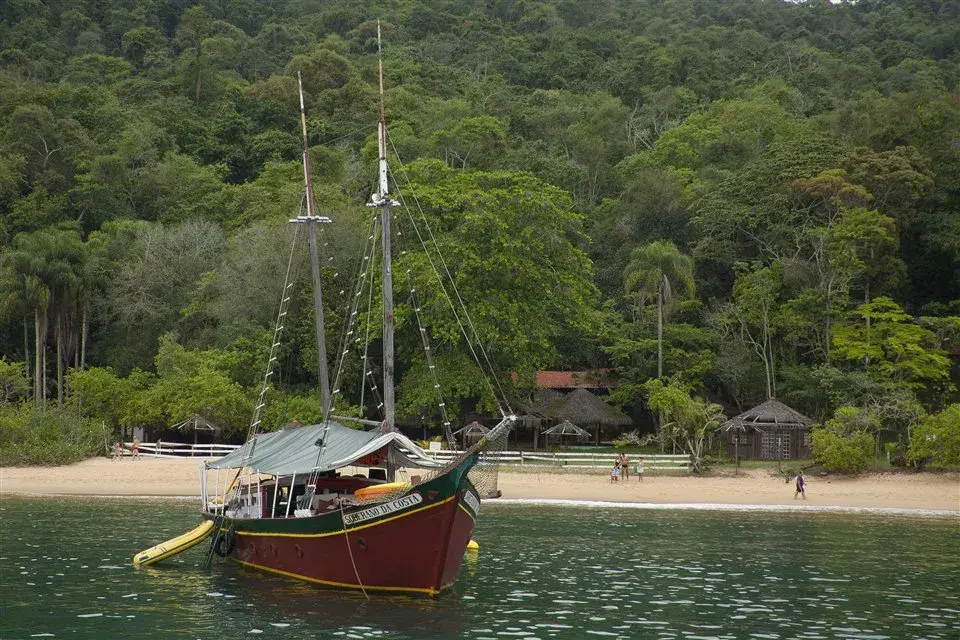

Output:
xmin=535 ymin=370 xmax=615 ymax=389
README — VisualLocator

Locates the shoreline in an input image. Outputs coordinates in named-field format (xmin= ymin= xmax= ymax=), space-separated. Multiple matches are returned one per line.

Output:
xmin=1 ymin=457 xmax=957 ymax=514
xmin=495 ymin=498 xmax=958 ymax=517
xmin=1 ymin=493 xmax=955 ymax=518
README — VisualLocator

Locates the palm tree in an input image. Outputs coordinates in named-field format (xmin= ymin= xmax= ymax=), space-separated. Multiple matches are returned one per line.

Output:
xmin=0 ymin=263 xmax=39 ymax=400
xmin=623 ymin=240 xmax=695 ymax=379
xmin=2 ymin=236 xmax=50 ymax=403
xmin=78 ymin=234 xmax=107 ymax=371
xmin=2 ymin=230 xmax=84 ymax=405
xmin=42 ymin=230 xmax=84 ymax=405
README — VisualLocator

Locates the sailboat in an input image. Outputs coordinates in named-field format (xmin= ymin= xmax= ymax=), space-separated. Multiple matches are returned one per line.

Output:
xmin=133 ymin=25 xmax=514 ymax=596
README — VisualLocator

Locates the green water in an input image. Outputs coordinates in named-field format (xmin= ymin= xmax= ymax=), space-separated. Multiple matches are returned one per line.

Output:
xmin=1 ymin=498 xmax=958 ymax=639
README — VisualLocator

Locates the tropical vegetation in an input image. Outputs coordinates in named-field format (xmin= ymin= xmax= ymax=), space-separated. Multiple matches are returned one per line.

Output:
xmin=1 ymin=0 xmax=958 ymax=468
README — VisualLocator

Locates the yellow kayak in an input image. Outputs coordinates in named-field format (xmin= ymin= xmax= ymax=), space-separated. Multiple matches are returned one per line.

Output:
xmin=132 ymin=520 xmax=215 ymax=567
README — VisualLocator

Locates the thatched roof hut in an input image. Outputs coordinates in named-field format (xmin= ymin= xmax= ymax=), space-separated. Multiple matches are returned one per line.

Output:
xmin=539 ymin=388 xmax=631 ymax=426
xmin=722 ymin=398 xmax=813 ymax=431
xmin=535 ymin=389 xmax=631 ymax=446
xmin=514 ymin=389 xmax=563 ymax=430
xmin=722 ymin=398 xmax=814 ymax=461
xmin=171 ymin=414 xmax=221 ymax=448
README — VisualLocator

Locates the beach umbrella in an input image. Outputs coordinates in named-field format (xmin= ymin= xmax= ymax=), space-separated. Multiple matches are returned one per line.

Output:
xmin=512 ymin=388 xmax=564 ymax=450
xmin=452 ymin=421 xmax=489 ymax=449
xmin=541 ymin=420 xmax=591 ymax=437
xmin=172 ymin=415 xmax=221 ymax=452
xmin=541 ymin=419 xmax=592 ymax=447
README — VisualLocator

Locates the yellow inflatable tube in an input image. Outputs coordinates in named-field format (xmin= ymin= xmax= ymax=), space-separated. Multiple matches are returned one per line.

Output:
xmin=354 ymin=481 xmax=411 ymax=500
xmin=132 ymin=520 xmax=215 ymax=567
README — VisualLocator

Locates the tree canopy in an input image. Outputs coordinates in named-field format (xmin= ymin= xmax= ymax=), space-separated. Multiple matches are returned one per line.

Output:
xmin=0 ymin=0 xmax=957 ymax=455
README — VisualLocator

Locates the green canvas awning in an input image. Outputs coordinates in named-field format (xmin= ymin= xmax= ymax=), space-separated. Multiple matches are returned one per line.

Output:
xmin=206 ymin=422 xmax=442 ymax=476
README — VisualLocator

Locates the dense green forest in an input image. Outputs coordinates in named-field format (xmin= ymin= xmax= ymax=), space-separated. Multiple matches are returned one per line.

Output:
xmin=1 ymin=0 xmax=958 ymax=469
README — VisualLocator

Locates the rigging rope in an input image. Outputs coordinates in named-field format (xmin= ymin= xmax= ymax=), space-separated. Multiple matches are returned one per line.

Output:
xmin=339 ymin=500 xmax=369 ymax=599
xmin=305 ymin=210 xmax=381 ymax=490
xmin=230 ymin=223 xmax=303 ymax=504
xmin=396 ymin=215 xmax=456 ymax=448
xmin=357 ymin=234 xmax=373 ymax=415
xmin=360 ymin=218 xmax=385 ymax=420
xmin=386 ymin=135 xmax=513 ymax=417
xmin=328 ymin=211 xmax=379 ymax=414
xmin=315 ymin=122 xmax=378 ymax=149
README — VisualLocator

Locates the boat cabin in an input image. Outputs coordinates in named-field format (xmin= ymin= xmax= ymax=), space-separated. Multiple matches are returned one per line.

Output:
xmin=202 ymin=421 xmax=440 ymax=520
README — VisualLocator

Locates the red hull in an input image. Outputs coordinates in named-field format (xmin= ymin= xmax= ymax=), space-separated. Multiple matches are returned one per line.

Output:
xmin=224 ymin=492 xmax=478 ymax=596
xmin=440 ymin=501 xmax=478 ymax=588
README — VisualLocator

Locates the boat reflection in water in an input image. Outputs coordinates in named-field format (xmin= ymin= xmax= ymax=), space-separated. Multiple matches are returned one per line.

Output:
xmin=219 ymin=564 xmax=468 ymax=636
xmin=134 ymin=552 xmax=467 ymax=636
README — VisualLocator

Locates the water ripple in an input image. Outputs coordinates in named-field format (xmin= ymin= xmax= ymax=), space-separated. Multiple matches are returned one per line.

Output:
xmin=1 ymin=498 xmax=958 ymax=639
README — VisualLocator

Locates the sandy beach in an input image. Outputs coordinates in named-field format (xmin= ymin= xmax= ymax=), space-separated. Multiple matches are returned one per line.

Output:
xmin=2 ymin=457 xmax=957 ymax=512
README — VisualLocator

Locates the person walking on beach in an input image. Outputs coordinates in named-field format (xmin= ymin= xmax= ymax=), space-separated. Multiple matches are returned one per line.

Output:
xmin=610 ymin=457 xmax=621 ymax=483
xmin=620 ymin=453 xmax=631 ymax=480
xmin=132 ymin=437 xmax=141 ymax=460
xmin=794 ymin=471 xmax=806 ymax=499
xmin=112 ymin=441 xmax=122 ymax=461
xmin=636 ymin=456 xmax=645 ymax=482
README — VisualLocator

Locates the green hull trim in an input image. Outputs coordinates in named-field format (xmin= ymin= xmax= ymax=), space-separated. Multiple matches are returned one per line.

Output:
xmin=205 ymin=453 xmax=477 ymax=536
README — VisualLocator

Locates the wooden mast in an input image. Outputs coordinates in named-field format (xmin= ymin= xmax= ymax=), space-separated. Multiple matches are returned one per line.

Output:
xmin=373 ymin=21 xmax=396 ymax=434
xmin=295 ymin=71 xmax=332 ymax=418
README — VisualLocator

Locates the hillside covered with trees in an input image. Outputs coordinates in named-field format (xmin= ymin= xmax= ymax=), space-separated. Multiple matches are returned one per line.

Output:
xmin=1 ymin=0 xmax=958 ymax=469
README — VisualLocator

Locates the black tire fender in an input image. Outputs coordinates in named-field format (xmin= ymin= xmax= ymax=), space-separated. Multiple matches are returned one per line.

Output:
xmin=213 ymin=527 xmax=235 ymax=557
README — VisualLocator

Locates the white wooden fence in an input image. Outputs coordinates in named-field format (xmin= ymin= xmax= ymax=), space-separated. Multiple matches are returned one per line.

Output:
xmin=423 ymin=449 xmax=691 ymax=472
xmin=121 ymin=441 xmax=240 ymax=458
xmin=119 ymin=441 xmax=690 ymax=472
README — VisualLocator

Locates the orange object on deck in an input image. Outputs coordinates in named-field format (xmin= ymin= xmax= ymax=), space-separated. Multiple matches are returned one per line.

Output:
xmin=354 ymin=481 xmax=410 ymax=500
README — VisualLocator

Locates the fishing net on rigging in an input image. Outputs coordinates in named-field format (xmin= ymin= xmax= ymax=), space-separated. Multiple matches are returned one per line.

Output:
xmin=348 ymin=415 xmax=513 ymax=506
xmin=466 ymin=420 xmax=509 ymax=499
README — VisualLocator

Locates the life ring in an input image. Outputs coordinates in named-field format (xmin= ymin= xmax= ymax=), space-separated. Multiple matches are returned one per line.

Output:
xmin=213 ymin=527 xmax=235 ymax=557
xmin=354 ymin=481 xmax=410 ymax=500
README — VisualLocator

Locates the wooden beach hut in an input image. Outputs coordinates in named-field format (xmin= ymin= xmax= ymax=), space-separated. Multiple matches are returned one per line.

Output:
xmin=538 ymin=388 xmax=632 ymax=447
xmin=722 ymin=398 xmax=814 ymax=461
